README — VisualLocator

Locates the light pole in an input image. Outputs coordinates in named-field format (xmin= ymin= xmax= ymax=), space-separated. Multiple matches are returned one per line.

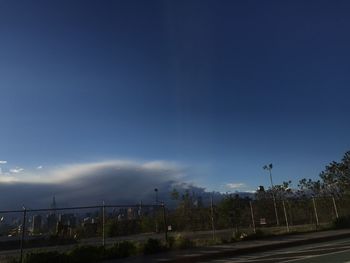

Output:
xmin=154 ymin=188 xmax=159 ymax=204
xmin=263 ymin=163 xmax=279 ymax=226
xmin=154 ymin=188 xmax=159 ymax=233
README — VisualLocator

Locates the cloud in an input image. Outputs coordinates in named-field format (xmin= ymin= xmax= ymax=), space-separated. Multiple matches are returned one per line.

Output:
xmin=225 ymin=183 xmax=246 ymax=190
xmin=37 ymin=166 xmax=43 ymax=169
xmin=0 ymin=160 xmax=7 ymax=164
xmin=0 ymin=176 xmax=20 ymax=183
xmin=37 ymin=160 xmax=184 ymax=184
xmin=0 ymin=160 xmax=208 ymax=209
xmin=9 ymin=167 xmax=24 ymax=173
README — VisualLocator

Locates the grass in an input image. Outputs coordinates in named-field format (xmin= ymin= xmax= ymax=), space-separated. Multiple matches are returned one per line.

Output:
xmin=2 ymin=223 xmax=339 ymax=263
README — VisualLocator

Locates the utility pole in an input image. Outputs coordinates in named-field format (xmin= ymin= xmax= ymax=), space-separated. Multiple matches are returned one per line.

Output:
xmin=312 ymin=196 xmax=319 ymax=229
xmin=154 ymin=188 xmax=159 ymax=233
xmin=332 ymin=196 xmax=339 ymax=219
xmin=282 ymin=200 xmax=289 ymax=232
xmin=102 ymin=201 xmax=105 ymax=247
xmin=249 ymin=201 xmax=256 ymax=233
xmin=20 ymin=207 xmax=27 ymax=263
xmin=263 ymin=163 xmax=279 ymax=226
xmin=210 ymin=194 xmax=216 ymax=240
xmin=161 ymin=203 xmax=168 ymax=243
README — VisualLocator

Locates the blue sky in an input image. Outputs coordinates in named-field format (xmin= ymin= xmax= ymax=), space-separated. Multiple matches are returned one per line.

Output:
xmin=1 ymin=0 xmax=350 ymax=193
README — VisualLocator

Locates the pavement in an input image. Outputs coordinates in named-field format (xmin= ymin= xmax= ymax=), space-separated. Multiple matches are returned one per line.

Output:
xmin=203 ymin=237 xmax=350 ymax=262
xmin=104 ymin=229 xmax=350 ymax=263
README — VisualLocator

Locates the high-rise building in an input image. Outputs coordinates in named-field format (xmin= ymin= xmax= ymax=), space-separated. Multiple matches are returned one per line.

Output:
xmin=47 ymin=214 xmax=57 ymax=233
xmin=32 ymin=215 xmax=42 ymax=234
xmin=50 ymin=196 xmax=57 ymax=214
xmin=59 ymin=213 xmax=76 ymax=227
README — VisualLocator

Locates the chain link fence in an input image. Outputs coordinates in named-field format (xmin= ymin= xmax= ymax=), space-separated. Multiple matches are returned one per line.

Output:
xmin=0 ymin=203 xmax=167 ymax=262
xmin=0 ymin=195 xmax=348 ymax=262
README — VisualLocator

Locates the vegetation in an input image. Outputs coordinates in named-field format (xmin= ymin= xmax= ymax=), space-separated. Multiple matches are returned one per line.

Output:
xmin=142 ymin=238 xmax=166 ymax=254
xmin=333 ymin=216 xmax=350 ymax=229
xmin=166 ymin=151 xmax=350 ymax=233
xmin=21 ymin=241 xmax=138 ymax=263
xmin=172 ymin=234 xmax=195 ymax=249
xmin=7 ymin=150 xmax=350 ymax=263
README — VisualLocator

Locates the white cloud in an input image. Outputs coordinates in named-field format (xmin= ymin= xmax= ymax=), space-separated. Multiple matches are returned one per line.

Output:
xmin=40 ymin=160 xmax=184 ymax=184
xmin=141 ymin=161 xmax=178 ymax=170
xmin=37 ymin=166 xmax=43 ymax=169
xmin=0 ymin=161 xmax=7 ymax=164
xmin=225 ymin=183 xmax=246 ymax=190
xmin=0 ymin=159 xmax=203 ymax=209
xmin=0 ymin=176 xmax=19 ymax=183
xmin=9 ymin=167 xmax=24 ymax=173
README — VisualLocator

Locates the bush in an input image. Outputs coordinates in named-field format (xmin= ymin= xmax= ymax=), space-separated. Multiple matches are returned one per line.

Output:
xmin=24 ymin=251 xmax=69 ymax=263
xmin=68 ymin=245 xmax=104 ymax=263
xmin=18 ymin=242 xmax=140 ymax=263
xmin=333 ymin=216 xmax=350 ymax=229
xmin=105 ymin=241 xmax=136 ymax=259
xmin=173 ymin=235 xmax=194 ymax=249
xmin=242 ymin=229 xmax=265 ymax=240
xmin=167 ymin=236 xmax=175 ymax=248
xmin=142 ymin=238 xmax=166 ymax=255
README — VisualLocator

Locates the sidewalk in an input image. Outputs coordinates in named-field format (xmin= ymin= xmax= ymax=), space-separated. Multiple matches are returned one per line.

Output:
xmin=104 ymin=229 xmax=350 ymax=263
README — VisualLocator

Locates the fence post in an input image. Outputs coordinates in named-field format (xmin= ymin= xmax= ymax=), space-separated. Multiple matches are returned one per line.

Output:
xmin=161 ymin=203 xmax=168 ymax=244
xmin=272 ymin=193 xmax=280 ymax=226
xmin=332 ymin=196 xmax=339 ymax=219
xmin=102 ymin=201 xmax=105 ymax=247
xmin=249 ymin=201 xmax=256 ymax=233
xmin=210 ymin=195 xmax=216 ymax=240
xmin=312 ymin=197 xmax=319 ymax=229
xmin=20 ymin=207 xmax=27 ymax=263
xmin=282 ymin=200 xmax=289 ymax=232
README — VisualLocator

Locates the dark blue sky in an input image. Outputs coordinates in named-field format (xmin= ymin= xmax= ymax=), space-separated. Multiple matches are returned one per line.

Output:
xmin=1 ymin=0 xmax=350 ymax=191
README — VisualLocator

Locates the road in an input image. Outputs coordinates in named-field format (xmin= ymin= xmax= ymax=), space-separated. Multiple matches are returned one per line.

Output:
xmin=203 ymin=237 xmax=350 ymax=263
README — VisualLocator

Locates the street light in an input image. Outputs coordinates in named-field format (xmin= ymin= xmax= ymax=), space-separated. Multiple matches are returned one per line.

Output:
xmin=263 ymin=163 xmax=279 ymax=226
xmin=154 ymin=188 xmax=159 ymax=233
xmin=154 ymin=188 xmax=158 ymax=204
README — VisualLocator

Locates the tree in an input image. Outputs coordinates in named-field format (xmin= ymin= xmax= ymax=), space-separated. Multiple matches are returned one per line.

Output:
xmin=319 ymin=151 xmax=350 ymax=196
xmin=217 ymin=194 xmax=250 ymax=235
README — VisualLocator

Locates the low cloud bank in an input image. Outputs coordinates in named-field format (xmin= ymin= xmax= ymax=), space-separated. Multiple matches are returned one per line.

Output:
xmin=0 ymin=160 xmax=208 ymax=210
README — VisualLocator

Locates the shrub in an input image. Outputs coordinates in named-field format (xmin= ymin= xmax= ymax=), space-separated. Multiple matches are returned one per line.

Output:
xmin=333 ymin=216 xmax=350 ymax=229
xmin=105 ymin=241 xmax=136 ymax=259
xmin=68 ymin=245 xmax=104 ymax=263
xmin=242 ymin=229 xmax=265 ymax=240
xmin=142 ymin=238 xmax=166 ymax=255
xmin=24 ymin=251 xmax=69 ymax=263
xmin=167 ymin=236 xmax=175 ymax=248
xmin=173 ymin=235 xmax=194 ymax=249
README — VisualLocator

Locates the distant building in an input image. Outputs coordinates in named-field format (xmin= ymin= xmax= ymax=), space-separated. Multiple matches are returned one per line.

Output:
xmin=59 ymin=213 xmax=76 ymax=227
xmin=50 ymin=196 xmax=57 ymax=213
xmin=127 ymin=207 xmax=138 ymax=220
xmin=47 ymin=214 xmax=57 ymax=233
xmin=32 ymin=215 xmax=42 ymax=234
xmin=117 ymin=208 xmax=127 ymax=220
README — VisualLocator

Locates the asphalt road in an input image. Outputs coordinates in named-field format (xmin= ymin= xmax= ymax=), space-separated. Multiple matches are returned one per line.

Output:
xmin=203 ymin=238 xmax=350 ymax=263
